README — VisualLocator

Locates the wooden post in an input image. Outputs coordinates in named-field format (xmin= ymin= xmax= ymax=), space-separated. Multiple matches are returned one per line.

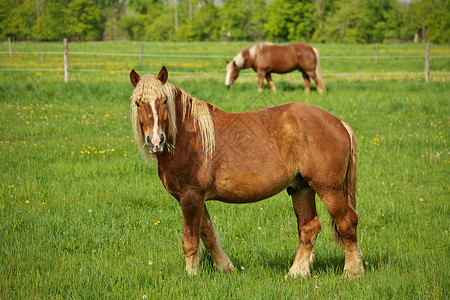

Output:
xmin=8 ymin=37 xmax=12 ymax=58
xmin=425 ymin=42 xmax=430 ymax=82
xmin=375 ymin=43 xmax=378 ymax=64
xmin=140 ymin=42 xmax=143 ymax=65
xmin=63 ymin=38 xmax=69 ymax=83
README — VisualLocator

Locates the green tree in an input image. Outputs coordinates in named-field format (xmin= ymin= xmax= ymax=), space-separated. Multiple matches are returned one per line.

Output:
xmin=119 ymin=0 xmax=162 ymax=40
xmin=64 ymin=0 xmax=102 ymax=41
xmin=320 ymin=0 xmax=373 ymax=43
xmin=264 ymin=0 xmax=316 ymax=42
xmin=192 ymin=2 xmax=221 ymax=40
xmin=408 ymin=0 xmax=450 ymax=44
xmin=220 ymin=0 xmax=251 ymax=40
xmin=33 ymin=0 xmax=71 ymax=40
xmin=0 ymin=0 xmax=35 ymax=40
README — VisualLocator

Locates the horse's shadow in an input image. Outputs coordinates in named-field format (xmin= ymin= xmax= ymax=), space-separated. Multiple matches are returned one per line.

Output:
xmin=276 ymin=81 xmax=331 ymax=93
xmin=200 ymin=247 xmax=389 ymax=275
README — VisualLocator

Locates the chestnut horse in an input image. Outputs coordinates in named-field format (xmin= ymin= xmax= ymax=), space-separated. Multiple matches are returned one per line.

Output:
xmin=130 ymin=66 xmax=363 ymax=278
xmin=225 ymin=41 xmax=326 ymax=93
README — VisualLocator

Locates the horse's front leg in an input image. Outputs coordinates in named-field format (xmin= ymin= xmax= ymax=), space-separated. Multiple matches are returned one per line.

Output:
xmin=201 ymin=205 xmax=235 ymax=274
xmin=265 ymin=73 xmax=277 ymax=92
xmin=180 ymin=189 xmax=205 ymax=275
xmin=257 ymin=70 xmax=265 ymax=92
xmin=287 ymin=187 xmax=321 ymax=278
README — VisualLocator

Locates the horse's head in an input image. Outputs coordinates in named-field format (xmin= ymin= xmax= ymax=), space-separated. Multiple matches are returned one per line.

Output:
xmin=130 ymin=66 xmax=175 ymax=155
xmin=225 ymin=60 xmax=240 ymax=88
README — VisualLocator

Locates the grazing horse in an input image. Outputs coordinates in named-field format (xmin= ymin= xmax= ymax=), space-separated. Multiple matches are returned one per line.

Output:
xmin=130 ymin=66 xmax=363 ymax=278
xmin=225 ymin=41 xmax=326 ymax=93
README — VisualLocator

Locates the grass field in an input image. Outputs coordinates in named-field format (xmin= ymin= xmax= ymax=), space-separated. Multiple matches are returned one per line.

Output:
xmin=0 ymin=42 xmax=449 ymax=299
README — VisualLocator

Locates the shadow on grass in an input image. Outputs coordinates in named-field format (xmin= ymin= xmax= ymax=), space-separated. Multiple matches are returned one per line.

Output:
xmin=198 ymin=246 xmax=391 ymax=276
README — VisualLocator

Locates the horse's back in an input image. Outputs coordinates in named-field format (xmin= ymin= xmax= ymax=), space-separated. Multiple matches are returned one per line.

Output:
xmin=255 ymin=43 xmax=317 ymax=73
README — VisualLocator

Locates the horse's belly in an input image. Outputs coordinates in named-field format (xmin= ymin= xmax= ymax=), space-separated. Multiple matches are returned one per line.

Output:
xmin=212 ymin=167 xmax=292 ymax=203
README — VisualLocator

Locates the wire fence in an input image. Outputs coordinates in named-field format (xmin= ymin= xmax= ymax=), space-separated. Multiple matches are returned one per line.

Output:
xmin=1 ymin=45 xmax=450 ymax=81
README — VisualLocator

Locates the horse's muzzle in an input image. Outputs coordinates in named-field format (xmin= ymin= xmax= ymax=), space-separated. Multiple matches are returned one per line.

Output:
xmin=146 ymin=133 xmax=166 ymax=154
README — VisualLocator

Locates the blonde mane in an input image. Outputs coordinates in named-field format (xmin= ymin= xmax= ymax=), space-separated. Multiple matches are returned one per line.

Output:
xmin=131 ymin=74 xmax=215 ymax=160
xmin=248 ymin=41 xmax=274 ymax=60
xmin=232 ymin=41 xmax=274 ymax=70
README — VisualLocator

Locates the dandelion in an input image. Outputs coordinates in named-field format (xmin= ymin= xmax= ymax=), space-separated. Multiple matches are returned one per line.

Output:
xmin=148 ymin=261 xmax=153 ymax=266
xmin=88 ymin=209 xmax=92 ymax=213
xmin=419 ymin=198 xmax=424 ymax=202
xmin=41 ymin=202 xmax=45 ymax=205
xmin=143 ymin=295 xmax=147 ymax=299
xmin=241 ymin=266 xmax=245 ymax=270
xmin=25 ymin=200 xmax=30 ymax=204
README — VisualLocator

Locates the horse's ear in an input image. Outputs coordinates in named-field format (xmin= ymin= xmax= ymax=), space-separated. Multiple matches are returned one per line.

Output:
xmin=158 ymin=66 xmax=168 ymax=85
xmin=226 ymin=60 xmax=229 ymax=64
xmin=232 ymin=61 xmax=237 ymax=67
xmin=130 ymin=69 xmax=140 ymax=87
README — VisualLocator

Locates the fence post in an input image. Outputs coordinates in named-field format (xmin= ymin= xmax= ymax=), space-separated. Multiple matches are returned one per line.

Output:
xmin=140 ymin=42 xmax=143 ymax=65
xmin=425 ymin=42 xmax=430 ymax=82
xmin=63 ymin=38 xmax=69 ymax=83
xmin=375 ymin=43 xmax=378 ymax=64
xmin=8 ymin=37 xmax=12 ymax=58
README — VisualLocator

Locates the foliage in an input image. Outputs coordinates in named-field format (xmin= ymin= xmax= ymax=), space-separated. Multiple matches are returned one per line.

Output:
xmin=0 ymin=0 xmax=449 ymax=43
xmin=64 ymin=0 xmax=102 ymax=41
xmin=265 ymin=0 xmax=316 ymax=42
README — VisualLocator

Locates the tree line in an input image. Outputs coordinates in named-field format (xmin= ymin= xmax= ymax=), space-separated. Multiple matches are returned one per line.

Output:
xmin=1 ymin=0 xmax=449 ymax=44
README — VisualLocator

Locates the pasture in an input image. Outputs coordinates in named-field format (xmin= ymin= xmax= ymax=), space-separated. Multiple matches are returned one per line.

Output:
xmin=0 ymin=42 xmax=449 ymax=299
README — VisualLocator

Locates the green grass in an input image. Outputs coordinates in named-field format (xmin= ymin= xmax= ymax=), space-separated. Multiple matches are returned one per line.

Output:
xmin=0 ymin=42 xmax=449 ymax=299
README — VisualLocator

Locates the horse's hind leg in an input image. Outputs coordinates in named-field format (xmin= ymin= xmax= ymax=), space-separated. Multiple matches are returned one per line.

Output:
xmin=287 ymin=187 xmax=321 ymax=278
xmin=301 ymin=71 xmax=311 ymax=94
xmin=306 ymin=70 xmax=324 ymax=94
xmin=200 ymin=205 xmax=235 ymax=274
xmin=318 ymin=189 xmax=364 ymax=276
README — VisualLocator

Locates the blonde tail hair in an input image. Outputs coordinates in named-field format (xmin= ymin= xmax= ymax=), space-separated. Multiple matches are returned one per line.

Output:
xmin=312 ymin=47 xmax=326 ymax=93
xmin=333 ymin=121 xmax=359 ymax=245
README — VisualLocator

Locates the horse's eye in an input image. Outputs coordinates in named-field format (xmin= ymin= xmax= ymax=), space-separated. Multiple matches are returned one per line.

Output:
xmin=163 ymin=99 xmax=168 ymax=105
xmin=135 ymin=101 xmax=140 ymax=107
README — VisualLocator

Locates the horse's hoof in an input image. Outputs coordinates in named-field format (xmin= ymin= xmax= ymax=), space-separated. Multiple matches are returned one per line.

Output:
xmin=343 ymin=265 xmax=364 ymax=278
xmin=220 ymin=262 xmax=235 ymax=274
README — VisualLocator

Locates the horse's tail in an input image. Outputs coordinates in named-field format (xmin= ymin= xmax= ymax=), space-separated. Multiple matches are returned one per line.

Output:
xmin=312 ymin=47 xmax=326 ymax=93
xmin=333 ymin=121 xmax=359 ymax=245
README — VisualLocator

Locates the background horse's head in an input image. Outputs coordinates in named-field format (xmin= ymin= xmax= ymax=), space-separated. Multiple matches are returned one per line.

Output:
xmin=225 ymin=52 xmax=244 ymax=88
xmin=130 ymin=67 xmax=177 ymax=156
